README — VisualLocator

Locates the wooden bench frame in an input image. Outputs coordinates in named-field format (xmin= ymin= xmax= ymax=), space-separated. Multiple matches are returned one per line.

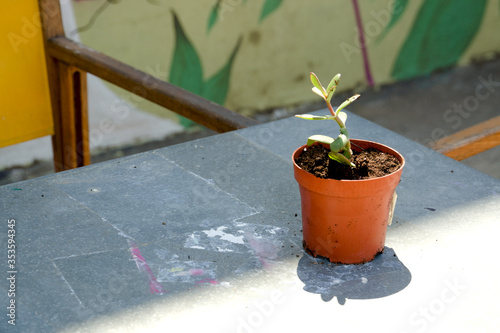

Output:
xmin=39 ymin=0 xmax=259 ymax=172
xmin=432 ymin=115 xmax=500 ymax=161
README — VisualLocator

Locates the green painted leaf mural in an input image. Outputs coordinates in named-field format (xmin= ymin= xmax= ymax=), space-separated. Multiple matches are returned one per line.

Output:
xmin=169 ymin=12 xmax=203 ymax=96
xmin=259 ymin=0 xmax=283 ymax=22
xmin=170 ymin=11 xmax=242 ymax=127
xmin=207 ymin=0 xmax=250 ymax=33
xmin=207 ymin=0 xmax=221 ymax=33
xmin=203 ymin=37 xmax=242 ymax=105
xmin=376 ymin=0 xmax=409 ymax=42
xmin=392 ymin=0 xmax=487 ymax=80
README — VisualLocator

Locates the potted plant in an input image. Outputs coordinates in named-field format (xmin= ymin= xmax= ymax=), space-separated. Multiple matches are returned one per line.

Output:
xmin=293 ymin=72 xmax=405 ymax=264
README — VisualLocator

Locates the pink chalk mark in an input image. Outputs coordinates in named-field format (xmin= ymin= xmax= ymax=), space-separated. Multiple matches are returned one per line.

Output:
xmin=190 ymin=269 xmax=205 ymax=276
xmin=247 ymin=235 xmax=275 ymax=269
xmin=257 ymin=257 xmax=271 ymax=269
xmin=195 ymin=278 xmax=219 ymax=286
xmin=128 ymin=241 xmax=166 ymax=295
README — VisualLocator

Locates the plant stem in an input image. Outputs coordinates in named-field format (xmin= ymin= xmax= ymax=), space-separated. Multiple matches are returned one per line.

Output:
xmin=326 ymin=101 xmax=345 ymax=128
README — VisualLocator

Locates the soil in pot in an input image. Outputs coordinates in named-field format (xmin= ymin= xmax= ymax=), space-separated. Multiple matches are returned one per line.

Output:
xmin=294 ymin=144 xmax=401 ymax=180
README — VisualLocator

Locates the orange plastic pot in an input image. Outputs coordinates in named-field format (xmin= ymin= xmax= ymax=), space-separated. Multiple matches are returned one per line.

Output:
xmin=293 ymin=139 xmax=405 ymax=264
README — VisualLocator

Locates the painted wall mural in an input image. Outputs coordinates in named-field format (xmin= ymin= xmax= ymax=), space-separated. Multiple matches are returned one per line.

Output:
xmin=389 ymin=0 xmax=489 ymax=80
xmin=169 ymin=12 xmax=242 ymax=126
xmin=169 ymin=0 xmax=283 ymax=125
xmin=71 ymin=0 xmax=500 ymax=127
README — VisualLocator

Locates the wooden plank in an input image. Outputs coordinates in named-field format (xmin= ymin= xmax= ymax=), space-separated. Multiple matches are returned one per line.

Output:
xmin=58 ymin=63 xmax=90 ymax=170
xmin=432 ymin=115 xmax=500 ymax=160
xmin=39 ymin=0 xmax=64 ymax=38
xmin=39 ymin=0 xmax=90 ymax=171
xmin=39 ymin=0 xmax=66 ymax=171
xmin=47 ymin=36 xmax=260 ymax=133
xmin=75 ymin=69 xmax=90 ymax=167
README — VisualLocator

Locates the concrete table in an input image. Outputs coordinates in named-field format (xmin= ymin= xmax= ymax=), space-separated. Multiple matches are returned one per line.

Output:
xmin=1 ymin=111 xmax=500 ymax=332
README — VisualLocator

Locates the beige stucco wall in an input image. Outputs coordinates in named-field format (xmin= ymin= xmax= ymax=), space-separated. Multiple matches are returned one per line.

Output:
xmin=71 ymin=0 xmax=500 ymax=122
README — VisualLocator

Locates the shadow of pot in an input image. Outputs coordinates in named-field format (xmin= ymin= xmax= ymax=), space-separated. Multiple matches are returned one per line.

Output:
xmin=293 ymin=139 xmax=405 ymax=264
xmin=296 ymin=247 xmax=411 ymax=305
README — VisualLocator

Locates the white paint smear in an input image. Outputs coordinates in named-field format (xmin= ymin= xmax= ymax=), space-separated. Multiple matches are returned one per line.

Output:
xmin=203 ymin=226 xmax=245 ymax=244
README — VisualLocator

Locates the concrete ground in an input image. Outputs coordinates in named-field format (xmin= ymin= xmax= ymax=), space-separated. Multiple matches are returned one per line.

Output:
xmin=1 ymin=58 xmax=499 ymax=185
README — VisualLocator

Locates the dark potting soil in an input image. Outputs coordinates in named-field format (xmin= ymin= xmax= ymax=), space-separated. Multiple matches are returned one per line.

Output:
xmin=295 ymin=144 xmax=401 ymax=180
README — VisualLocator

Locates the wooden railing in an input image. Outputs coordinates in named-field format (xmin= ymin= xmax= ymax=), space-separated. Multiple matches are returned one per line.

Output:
xmin=47 ymin=37 xmax=259 ymax=133
xmin=39 ymin=0 xmax=258 ymax=171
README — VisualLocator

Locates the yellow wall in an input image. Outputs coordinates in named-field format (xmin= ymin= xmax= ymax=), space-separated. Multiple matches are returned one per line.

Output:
xmin=0 ymin=0 xmax=53 ymax=148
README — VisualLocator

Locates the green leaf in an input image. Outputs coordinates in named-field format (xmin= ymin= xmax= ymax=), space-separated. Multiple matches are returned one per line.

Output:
xmin=310 ymin=73 xmax=326 ymax=97
xmin=338 ymin=111 xmax=347 ymax=125
xmin=392 ymin=0 xmax=487 ymax=80
xmin=259 ymin=0 xmax=283 ymax=22
xmin=326 ymin=74 xmax=341 ymax=92
xmin=312 ymin=87 xmax=326 ymax=99
xmin=377 ymin=0 xmax=409 ymax=42
xmin=169 ymin=11 xmax=204 ymax=127
xmin=335 ymin=94 xmax=360 ymax=115
xmin=326 ymin=73 xmax=341 ymax=102
xmin=202 ymin=37 xmax=242 ymax=105
xmin=295 ymin=114 xmax=333 ymax=120
xmin=207 ymin=0 xmax=221 ymax=34
xmin=328 ymin=151 xmax=355 ymax=168
xmin=306 ymin=135 xmax=334 ymax=146
xmin=342 ymin=147 xmax=352 ymax=160
xmin=330 ymin=134 xmax=349 ymax=153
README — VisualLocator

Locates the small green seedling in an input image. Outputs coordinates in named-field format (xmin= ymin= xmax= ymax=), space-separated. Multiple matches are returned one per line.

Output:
xmin=295 ymin=72 xmax=360 ymax=167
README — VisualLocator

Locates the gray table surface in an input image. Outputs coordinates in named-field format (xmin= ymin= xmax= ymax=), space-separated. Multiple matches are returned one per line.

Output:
xmin=1 ymin=110 xmax=500 ymax=332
